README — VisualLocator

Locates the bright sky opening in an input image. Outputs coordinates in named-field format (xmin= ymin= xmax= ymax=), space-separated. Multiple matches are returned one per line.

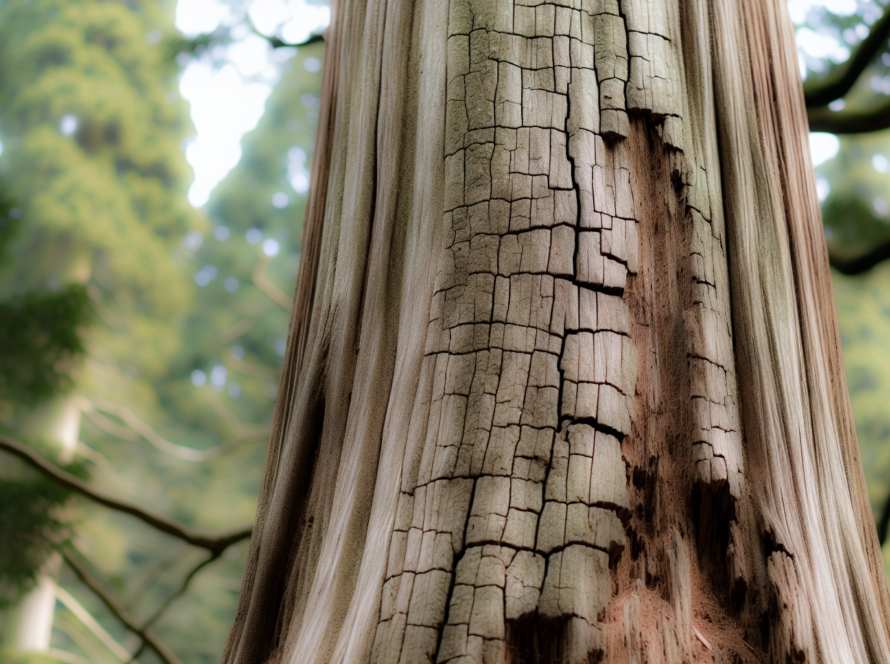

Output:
xmin=810 ymin=132 xmax=840 ymax=167
xmin=176 ymin=0 xmax=330 ymax=208
xmin=787 ymin=0 xmax=858 ymax=23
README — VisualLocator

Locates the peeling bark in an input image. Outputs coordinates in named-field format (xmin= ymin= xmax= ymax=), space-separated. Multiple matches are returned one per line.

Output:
xmin=223 ymin=1 xmax=890 ymax=662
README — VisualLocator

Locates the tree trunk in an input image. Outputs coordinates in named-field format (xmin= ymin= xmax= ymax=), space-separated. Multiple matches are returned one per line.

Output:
xmin=223 ymin=0 xmax=890 ymax=661
xmin=2 ymin=396 xmax=80 ymax=652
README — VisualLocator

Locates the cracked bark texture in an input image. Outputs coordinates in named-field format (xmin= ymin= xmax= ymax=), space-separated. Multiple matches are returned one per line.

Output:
xmin=222 ymin=0 xmax=890 ymax=662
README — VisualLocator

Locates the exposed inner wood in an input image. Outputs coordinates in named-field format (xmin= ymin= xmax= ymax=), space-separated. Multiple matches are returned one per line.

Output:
xmin=221 ymin=1 xmax=890 ymax=663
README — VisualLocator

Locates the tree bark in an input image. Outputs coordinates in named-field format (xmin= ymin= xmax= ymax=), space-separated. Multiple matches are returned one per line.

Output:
xmin=223 ymin=0 xmax=890 ymax=662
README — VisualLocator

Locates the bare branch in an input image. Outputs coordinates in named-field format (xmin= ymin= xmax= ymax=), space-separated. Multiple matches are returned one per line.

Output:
xmin=258 ymin=31 xmax=324 ymax=50
xmin=48 ymin=648 xmax=93 ymax=664
xmin=0 ymin=435 xmax=252 ymax=553
xmin=124 ymin=552 xmax=223 ymax=663
xmin=89 ymin=398 xmax=258 ymax=462
xmin=804 ymin=7 xmax=890 ymax=107
xmin=215 ymin=313 xmax=262 ymax=345
xmin=77 ymin=440 xmax=129 ymax=483
xmin=84 ymin=407 xmax=141 ymax=443
xmin=56 ymin=585 xmax=135 ymax=662
xmin=247 ymin=16 xmax=324 ymax=50
xmin=829 ymin=241 xmax=890 ymax=275
xmin=141 ymin=552 xmax=223 ymax=630
xmin=126 ymin=542 xmax=189 ymax=612
xmin=51 ymin=617 xmax=109 ymax=664
xmin=252 ymin=251 xmax=293 ymax=312
xmin=61 ymin=548 xmax=183 ymax=664
xmin=807 ymin=99 xmax=890 ymax=133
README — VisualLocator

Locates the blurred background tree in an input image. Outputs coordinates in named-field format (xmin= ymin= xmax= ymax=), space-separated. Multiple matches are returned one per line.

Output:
xmin=0 ymin=0 xmax=325 ymax=662
xmin=10 ymin=0 xmax=890 ymax=662
xmin=0 ymin=0 xmax=206 ymax=659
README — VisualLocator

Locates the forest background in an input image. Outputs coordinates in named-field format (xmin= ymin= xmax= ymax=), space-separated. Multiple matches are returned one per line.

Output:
xmin=2 ymin=0 xmax=890 ymax=663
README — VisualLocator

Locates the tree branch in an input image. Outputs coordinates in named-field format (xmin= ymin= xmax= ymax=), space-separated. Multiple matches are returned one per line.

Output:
xmin=48 ymin=648 xmax=93 ymax=664
xmin=89 ymin=398 xmax=258 ymax=462
xmin=61 ymin=547 xmax=182 ymax=664
xmin=804 ymin=7 xmax=890 ymax=107
xmin=878 ymin=488 xmax=890 ymax=545
xmin=829 ymin=241 xmax=890 ymax=275
xmin=0 ymin=435 xmax=251 ymax=554
xmin=76 ymin=440 xmax=129 ymax=484
xmin=55 ymin=585 xmax=134 ymax=662
xmin=84 ymin=407 xmax=141 ymax=443
xmin=52 ymin=617 xmax=111 ymax=664
xmin=247 ymin=17 xmax=324 ymax=50
xmin=807 ymin=98 xmax=890 ymax=134
xmin=252 ymin=251 xmax=293 ymax=312
xmin=214 ymin=312 xmax=262 ymax=345
xmin=141 ymin=552 xmax=223 ymax=631
xmin=126 ymin=552 xmax=224 ymax=663
xmin=257 ymin=31 xmax=324 ymax=50
xmin=125 ymin=542 xmax=189 ymax=612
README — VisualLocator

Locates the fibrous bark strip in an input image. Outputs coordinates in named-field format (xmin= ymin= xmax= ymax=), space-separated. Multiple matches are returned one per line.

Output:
xmin=223 ymin=1 xmax=890 ymax=662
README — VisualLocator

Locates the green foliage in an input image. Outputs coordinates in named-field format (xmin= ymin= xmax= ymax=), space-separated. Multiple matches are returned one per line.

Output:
xmin=0 ymin=0 xmax=324 ymax=657
xmin=0 ymin=479 xmax=67 ymax=609
xmin=0 ymin=0 xmax=203 ymax=440
xmin=0 ymin=286 xmax=91 ymax=404
xmin=115 ymin=46 xmax=324 ymax=662
xmin=0 ymin=185 xmax=19 ymax=258
xmin=162 ymin=28 xmax=231 ymax=64
xmin=0 ymin=171 xmax=91 ymax=405
xmin=178 ymin=43 xmax=324 ymax=422
xmin=0 ymin=187 xmax=90 ymax=610
xmin=0 ymin=0 xmax=205 ymax=657
xmin=0 ymin=0 xmax=200 ymax=309
xmin=818 ymin=132 xmax=890 ymax=262
xmin=0 ymin=461 xmax=86 ymax=610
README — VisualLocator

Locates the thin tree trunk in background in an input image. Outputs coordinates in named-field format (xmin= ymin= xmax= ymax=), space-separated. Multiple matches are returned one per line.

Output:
xmin=2 ymin=558 xmax=60 ymax=650
xmin=2 ymin=397 xmax=81 ymax=651
xmin=224 ymin=0 xmax=890 ymax=661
